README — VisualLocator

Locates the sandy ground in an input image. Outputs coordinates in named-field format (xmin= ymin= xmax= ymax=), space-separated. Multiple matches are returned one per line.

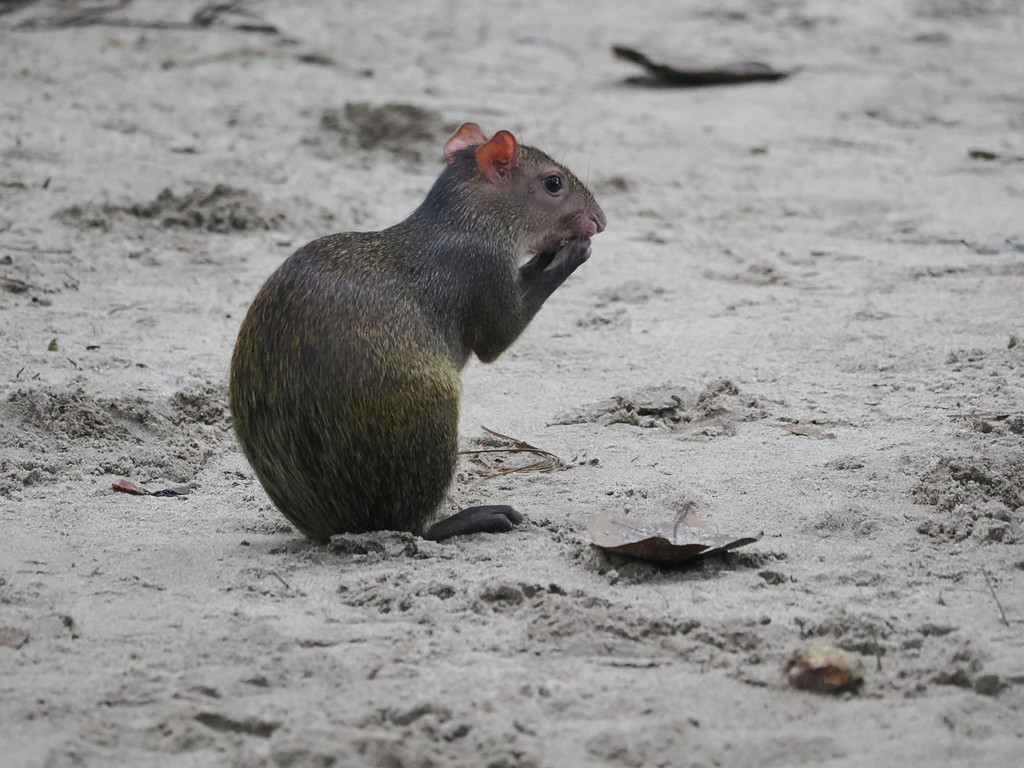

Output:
xmin=2 ymin=1 xmax=1023 ymax=766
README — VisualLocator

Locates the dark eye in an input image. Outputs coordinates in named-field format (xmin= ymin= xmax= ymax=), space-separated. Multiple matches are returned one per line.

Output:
xmin=542 ymin=175 xmax=563 ymax=194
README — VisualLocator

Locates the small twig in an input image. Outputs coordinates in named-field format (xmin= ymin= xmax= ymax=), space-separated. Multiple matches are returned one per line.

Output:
xmin=0 ymin=274 xmax=42 ymax=291
xmin=982 ymin=569 xmax=1011 ymax=627
xmin=19 ymin=17 xmax=277 ymax=33
xmin=15 ymin=0 xmax=279 ymax=34
xmin=54 ymin=0 xmax=132 ymax=26
xmin=192 ymin=1 xmax=244 ymax=27
xmin=672 ymin=501 xmax=701 ymax=539
xmin=459 ymin=447 xmax=554 ymax=457
xmin=270 ymin=571 xmax=291 ymax=591
xmin=869 ymin=625 xmax=883 ymax=672
xmin=161 ymin=46 xmax=267 ymax=69
xmin=109 ymin=303 xmax=143 ymax=314
xmin=14 ymin=0 xmax=129 ymax=27
xmin=1 ymin=244 xmax=73 ymax=254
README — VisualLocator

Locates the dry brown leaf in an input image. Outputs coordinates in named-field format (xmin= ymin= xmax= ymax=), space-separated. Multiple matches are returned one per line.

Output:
xmin=784 ymin=642 xmax=864 ymax=694
xmin=588 ymin=502 xmax=762 ymax=563
xmin=112 ymin=478 xmax=149 ymax=495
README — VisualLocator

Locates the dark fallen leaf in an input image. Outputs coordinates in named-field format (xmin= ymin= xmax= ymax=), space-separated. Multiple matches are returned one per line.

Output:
xmin=588 ymin=502 xmax=761 ymax=563
xmin=112 ymin=479 xmax=149 ymax=495
xmin=150 ymin=482 xmax=198 ymax=497
xmin=784 ymin=642 xmax=864 ymax=694
xmin=0 ymin=626 xmax=31 ymax=649
xmin=613 ymin=45 xmax=792 ymax=87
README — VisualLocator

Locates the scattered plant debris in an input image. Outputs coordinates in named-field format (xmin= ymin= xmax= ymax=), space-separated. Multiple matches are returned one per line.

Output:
xmin=15 ymin=0 xmax=280 ymax=34
xmin=112 ymin=479 xmax=197 ymax=497
xmin=459 ymin=426 xmax=562 ymax=477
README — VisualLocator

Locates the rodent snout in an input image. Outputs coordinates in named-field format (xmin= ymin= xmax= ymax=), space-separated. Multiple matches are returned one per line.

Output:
xmin=581 ymin=205 xmax=607 ymax=237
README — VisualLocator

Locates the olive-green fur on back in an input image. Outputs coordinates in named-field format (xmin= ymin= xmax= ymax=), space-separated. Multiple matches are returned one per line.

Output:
xmin=230 ymin=234 xmax=461 ymax=540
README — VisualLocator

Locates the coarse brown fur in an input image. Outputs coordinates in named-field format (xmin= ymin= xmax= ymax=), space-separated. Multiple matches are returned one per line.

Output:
xmin=229 ymin=125 xmax=605 ymax=541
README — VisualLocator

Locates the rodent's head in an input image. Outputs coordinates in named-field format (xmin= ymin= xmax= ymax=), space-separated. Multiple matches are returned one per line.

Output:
xmin=438 ymin=123 xmax=606 ymax=257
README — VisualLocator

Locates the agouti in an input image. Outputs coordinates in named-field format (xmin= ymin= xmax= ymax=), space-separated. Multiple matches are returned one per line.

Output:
xmin=229 ymin=123 xmax=606 ymax=542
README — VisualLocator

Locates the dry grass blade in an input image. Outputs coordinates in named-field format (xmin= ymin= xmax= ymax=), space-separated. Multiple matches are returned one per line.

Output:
xmin=982 ymin=569 xmax=1011 ymax=628
xmin=458 ymin=425 xmax=562 ymax=477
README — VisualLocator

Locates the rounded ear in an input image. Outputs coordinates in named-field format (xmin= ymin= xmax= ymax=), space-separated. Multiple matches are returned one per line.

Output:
xmin=443 ymin=123 xmax=489 ymax=164
xmin=475 ymin=130 xmax=519 ymax=183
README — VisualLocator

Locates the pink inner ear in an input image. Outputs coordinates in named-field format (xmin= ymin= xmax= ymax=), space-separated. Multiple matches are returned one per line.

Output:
xmin=443 ymin=123 xmax=489 ymax=164
xmin=475 ymin=130 xmax=519 ymax=183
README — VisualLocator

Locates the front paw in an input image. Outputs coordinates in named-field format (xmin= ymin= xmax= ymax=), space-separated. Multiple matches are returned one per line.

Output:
xmin=545 ymin=238 xmax=592 ymax=282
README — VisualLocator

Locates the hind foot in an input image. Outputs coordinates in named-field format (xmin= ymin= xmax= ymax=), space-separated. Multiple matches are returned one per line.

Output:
xmin=423 ymin=505 xmax=524 ymax=541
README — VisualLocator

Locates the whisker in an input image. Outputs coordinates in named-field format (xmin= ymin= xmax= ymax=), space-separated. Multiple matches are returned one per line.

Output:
xmin=534 ymin=114 xmax=549 ymax=154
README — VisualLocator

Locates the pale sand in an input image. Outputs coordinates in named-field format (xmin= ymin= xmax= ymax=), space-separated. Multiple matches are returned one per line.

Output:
xmin=1 ymin=1 xmax=1022 ymax=766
